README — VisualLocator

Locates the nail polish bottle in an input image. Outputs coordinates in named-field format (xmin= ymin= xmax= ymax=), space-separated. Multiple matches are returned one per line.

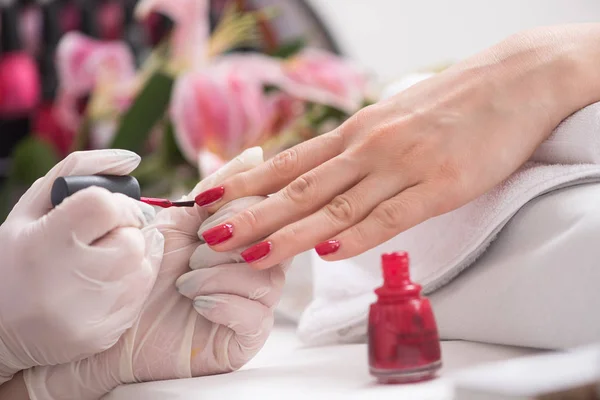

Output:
xmin=98 ymin=0 xmax=123 ymax=41
xmin=368 ymin=252 xmax=442 ymax=384
xmin=0 ymin=1 xmax=41 ymax=118
xmin=59 ymin=0 xmax=81 ymax=33
xmin=33 ymin=0 xmax=73 ymax=157
xmin=0 ymin=0 xmax=41 ymax=163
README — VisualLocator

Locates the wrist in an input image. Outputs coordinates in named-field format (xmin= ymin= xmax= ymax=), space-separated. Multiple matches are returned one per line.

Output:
xmin=453 ymin=24 xmax=600 ymax=134
xmin=517 ymin=24 xmax=600 ymax=120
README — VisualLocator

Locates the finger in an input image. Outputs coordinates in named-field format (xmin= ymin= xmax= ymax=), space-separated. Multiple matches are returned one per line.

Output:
xmin=189 ymin=243 xmax=245 ymax=270
xmin=153 ymin=149 xmax=265 ymax=237
xmin=41 ymin=186 xmax=147 ymax=245
xmin=176 ymin=263 xmax=285 ymax=307
xmin=102 ymin=228 xmax=164 ymax=326
xmin=83 ymin=227 xmax=146 ymax=282
xmin=316 ymin=183 xmax=437 ymax=260
xmin=200 ymin=155 xmax=362 ymax=250
xmin=183 ymin=147 xmax=264 ymax=202
xmin=191 ymin=197 xmax=264 ymax=266
xmin=193 ymin=294 xmax=274 ymax=346
xmin=194 ymin=131 xmax=345 ymax=211
xmin=236 ymin=174 xmax=409 ymax=269
xmin=19 ymin=149 xmax=140 ymax=219
xmin=84 ymin=228 xmax=163 ymax=344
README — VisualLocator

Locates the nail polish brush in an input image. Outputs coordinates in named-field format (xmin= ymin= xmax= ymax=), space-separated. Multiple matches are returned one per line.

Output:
xmin=51 ymin=175 xmax=196 ymax=208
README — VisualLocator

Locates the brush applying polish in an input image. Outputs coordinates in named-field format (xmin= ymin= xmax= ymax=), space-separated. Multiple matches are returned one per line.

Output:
xmin=50 ymin=175 xmax=197 ymax=208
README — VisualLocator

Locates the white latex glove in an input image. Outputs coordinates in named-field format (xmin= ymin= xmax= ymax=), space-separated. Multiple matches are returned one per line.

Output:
xmin=0 ymin=150 xmax=164 ymax=386
xmin=24 ymin=147 xmax=291 ymax=399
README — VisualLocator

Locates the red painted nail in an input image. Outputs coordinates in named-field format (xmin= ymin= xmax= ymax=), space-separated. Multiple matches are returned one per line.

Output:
xmin=195 ymin=186 xmax=225 ymax=207
xmin=202 ymin=223 xmax=233 ymax=246
xmin=241 ymin=241 xmax=272 ymax=263
xmin=315 ymin=240 xmax=340 ymax=256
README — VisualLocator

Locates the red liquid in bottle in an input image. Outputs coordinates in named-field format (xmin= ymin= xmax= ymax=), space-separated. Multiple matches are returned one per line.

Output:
xmin=368 ymin=252 xmax=442 ymax=384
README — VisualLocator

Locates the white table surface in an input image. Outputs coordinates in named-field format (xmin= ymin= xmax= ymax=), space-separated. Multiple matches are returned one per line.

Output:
xmin=106 ymin=321 xmax=542 ymax=400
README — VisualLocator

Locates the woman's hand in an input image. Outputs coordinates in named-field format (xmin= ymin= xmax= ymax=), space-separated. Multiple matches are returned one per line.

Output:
xmin=194 ymin=24 xmax=600 ymax=269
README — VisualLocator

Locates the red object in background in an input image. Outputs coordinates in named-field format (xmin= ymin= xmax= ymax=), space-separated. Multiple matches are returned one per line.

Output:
xmin=60 ymin=0 xmax=81 ymax=33
xmin=368 ymin=252 xmax=442 ymax=384
xmin=98 ymin=0 xmax=125 ymax=40
xmin=0 ymin=53 xmax=41 ymax=117
xmin=33 ymin=102 xmax=75 ymax=157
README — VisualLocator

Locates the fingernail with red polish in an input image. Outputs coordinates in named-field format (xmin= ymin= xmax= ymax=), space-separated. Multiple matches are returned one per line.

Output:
xmin=195 ymin=186 xmax=225 ymax=207
xmin=315 ymin=240 xmax=340 ymax=256
xmin=202 ymin=223 xmax=233 ymax=246
xmin=241 ymin=241 xmax=272 ymax=263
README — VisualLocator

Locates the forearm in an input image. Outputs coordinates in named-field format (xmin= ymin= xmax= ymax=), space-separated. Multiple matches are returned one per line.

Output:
xmin=447 ymin=23 xmax=600 ymax=137
xmin=0 ymin=372 xmax=29 ymax=400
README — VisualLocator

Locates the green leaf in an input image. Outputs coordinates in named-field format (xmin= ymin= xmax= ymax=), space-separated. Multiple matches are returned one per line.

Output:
xmin=270 ymin=37 xmax=306 ymax=59
xmin=9 ymin=136 xmax=59 ymax=186
xmin=161 ymin=119 xmax=187 ymax=166
xmin=111 ymin=71 xmax=175 ymax=152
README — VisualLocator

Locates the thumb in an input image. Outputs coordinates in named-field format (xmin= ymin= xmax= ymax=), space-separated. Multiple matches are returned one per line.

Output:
xmin=15 ymin=149 xmax=141 ymax=220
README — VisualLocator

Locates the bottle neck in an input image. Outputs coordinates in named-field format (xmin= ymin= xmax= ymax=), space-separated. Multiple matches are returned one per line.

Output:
xmin=375 ymin=282 xmax=422 ymax=303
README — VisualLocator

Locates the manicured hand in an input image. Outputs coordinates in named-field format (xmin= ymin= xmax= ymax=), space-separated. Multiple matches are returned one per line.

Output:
xmin=194 ymin=25 xmax=600 ymax=269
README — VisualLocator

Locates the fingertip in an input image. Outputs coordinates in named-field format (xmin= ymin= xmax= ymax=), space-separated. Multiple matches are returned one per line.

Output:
xmin=194 ymin=186 xmax=225 ymax=207
xmin=314 ymin=239 xmax=341 ymax=257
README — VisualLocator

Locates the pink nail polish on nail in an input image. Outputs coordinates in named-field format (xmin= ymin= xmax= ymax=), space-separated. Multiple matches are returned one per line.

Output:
xmin=202 ymin=223 xmax=233 ymax=246
xmin=241 ymin=241 xmax=272 ymax=263
xmin=315 ymin=240 xmax=340 ymax=256
xmin=195 ymin=186 xmax=225 ymax=207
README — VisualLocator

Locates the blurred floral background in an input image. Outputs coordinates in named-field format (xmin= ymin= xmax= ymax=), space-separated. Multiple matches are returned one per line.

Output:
xmin=0 ymin=0 xmax=376 ymax=221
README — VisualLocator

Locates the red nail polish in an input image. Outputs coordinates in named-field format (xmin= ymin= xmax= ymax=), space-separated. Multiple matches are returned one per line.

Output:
xmin=241 ymin=241 xmax=272 ymax=263
xmin=368 ymin=252 xmax=442 ymax=384
xmin=202 ymin=223 xmax=233 ymax=246
xmin=195 ymin=186 xmax=225 ymax=207
xmin=315 ymin=240 xmax=340 ymax=256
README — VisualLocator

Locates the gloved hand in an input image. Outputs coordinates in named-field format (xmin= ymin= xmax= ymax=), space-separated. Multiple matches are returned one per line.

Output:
xmin=23 ymin=147 xmax=291 ymax=399
xmin=0 ymin=150 xmax=164 ymax=386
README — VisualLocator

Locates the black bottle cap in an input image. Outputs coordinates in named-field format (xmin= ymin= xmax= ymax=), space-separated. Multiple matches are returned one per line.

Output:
xmin=51 ymin=175 xmax=142 ymax=207
xmin=1 ymin=2 xmax=22 ymax=53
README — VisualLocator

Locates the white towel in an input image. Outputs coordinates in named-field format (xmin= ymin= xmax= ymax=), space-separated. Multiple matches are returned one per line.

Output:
xmin=296 ymin=82 xmax=600 ymax=346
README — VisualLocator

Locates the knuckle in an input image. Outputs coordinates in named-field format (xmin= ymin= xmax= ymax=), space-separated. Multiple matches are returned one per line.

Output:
xmin=236 ymin=207 xmax=261 ymax=230
xmin=270 ymin=148 xmax=299 ymax=178
xmin=283 ymin=173 xmax=317 ymax=204
xmin=76 ymin=187 xmax=114 ymax=211
xmin=342 ymin=106 xmax=375 ymax=135
xmin=325 ymin=195 xmax=357 ymax=223
xmin=372 ymin=201 xmax=405 ymax=231
xmin=117 ymin=228 xmax=146 ymax=263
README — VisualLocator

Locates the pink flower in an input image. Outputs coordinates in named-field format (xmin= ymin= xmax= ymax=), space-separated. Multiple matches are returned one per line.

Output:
xmin=170 ymin=63 xmax=273 ymax=167
xmin=282 ymin=48 xmax=368 ymax=113
xmin=56 ymin=32 xmax=135 ymax=97
xmin=212 ymin=51 xmax=368 ymax=114
xmin=170 ymin=51 xmax=368 ymax=171
xmin=135 ymin=0 xmax=210 ymax=69
xmin=54 ymin=31 xmax=135 ymax=133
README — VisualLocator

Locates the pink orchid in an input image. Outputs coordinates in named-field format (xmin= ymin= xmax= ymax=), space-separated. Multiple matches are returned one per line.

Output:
xmin=135 ymin=0 xmax=210 ymax=69
xmin=212 ymin=51 xmax=368 ymax=114
xmin=54 ymin=31 xmax=135 ymax=133
xmin=170 ymin=63 xmax=273 ymax=167
xmin=282 ymin=48 xmax=369 ymax=113
xmin=170 ymin=51 xmax=368 ymax=172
